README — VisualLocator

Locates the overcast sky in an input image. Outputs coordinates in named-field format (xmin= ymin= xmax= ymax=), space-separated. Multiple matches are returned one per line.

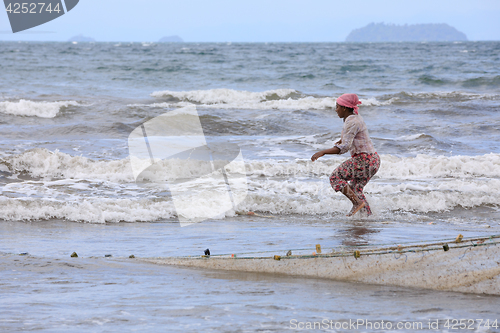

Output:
xmin=1 ymin=0 xmax=500 ymax=42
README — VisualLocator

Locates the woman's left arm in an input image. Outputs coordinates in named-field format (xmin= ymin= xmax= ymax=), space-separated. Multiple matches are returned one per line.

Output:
xmin=334 ymin=119 xmax=358 ymax=155
xmin=311 ymin=118 xmax=359 ymax=161
xmin=311 ymin=146 xmax=341 ymax=161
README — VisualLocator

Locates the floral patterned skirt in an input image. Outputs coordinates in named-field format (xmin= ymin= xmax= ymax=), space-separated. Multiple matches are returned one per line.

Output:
xmin=329 ymin=152 xmax=380 ymax=215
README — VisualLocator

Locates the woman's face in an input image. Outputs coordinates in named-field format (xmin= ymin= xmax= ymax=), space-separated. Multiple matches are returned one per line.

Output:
xmin=335 ymin=103 xmax=346 ymax=118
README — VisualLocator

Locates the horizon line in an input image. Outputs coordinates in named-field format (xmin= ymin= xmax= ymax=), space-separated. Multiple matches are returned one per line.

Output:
xmin=1 ymin=39 xmax=498 ymax=43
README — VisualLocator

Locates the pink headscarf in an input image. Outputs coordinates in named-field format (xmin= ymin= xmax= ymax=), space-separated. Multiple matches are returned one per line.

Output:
xmin=336 ymin=93 xmax=362 ymax=115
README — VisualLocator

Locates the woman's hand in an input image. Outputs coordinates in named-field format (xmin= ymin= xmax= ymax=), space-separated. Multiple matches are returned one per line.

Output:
xmin=335 ymin=139 xmax=342 ymax=145
xmin=311 ymin=151 xmax=325 ymax=162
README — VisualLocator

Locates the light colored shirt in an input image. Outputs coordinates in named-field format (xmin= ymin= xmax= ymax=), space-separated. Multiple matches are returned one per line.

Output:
xmin=334 ymin=115 xmax=376 ymax=156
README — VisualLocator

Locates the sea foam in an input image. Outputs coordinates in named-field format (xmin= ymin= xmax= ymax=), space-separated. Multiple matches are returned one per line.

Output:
xmin=0 ymin=99 xmax=79 ymax=118
xmin=149 ymin=88 xmax=500 ymax=111
xmin=151 ymin=88 xmax=298 ymax=104
xmin=2 ymin=149 xmax=499 ymax=222
xmin=3 ymin=149 xmax=500 ymax=183
xmin=150 ymin=88 xmax=337 ymax=110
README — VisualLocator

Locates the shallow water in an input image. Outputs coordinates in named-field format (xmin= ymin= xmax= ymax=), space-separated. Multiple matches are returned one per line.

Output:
xmin=3 ymin=254 xmax=500 ymax=333
xmin=1 ymin=218 xmax=500 ymax=333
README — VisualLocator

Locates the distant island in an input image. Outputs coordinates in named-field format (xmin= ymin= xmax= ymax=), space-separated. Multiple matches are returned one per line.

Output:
xmin=158 ymin=35 xmax=184 ymax=43
xmin=346 ymin=23 xmax=467 ymax=42
xmin=68 ymin=34 xmax=95 ymax=42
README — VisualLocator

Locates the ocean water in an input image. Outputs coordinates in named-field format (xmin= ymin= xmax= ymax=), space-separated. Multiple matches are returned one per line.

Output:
xmin=1 ymin=41 xmax=500 ymax=332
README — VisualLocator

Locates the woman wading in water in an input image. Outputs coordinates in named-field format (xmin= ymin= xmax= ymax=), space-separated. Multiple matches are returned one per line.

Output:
xmin=311 ymin=94 xmax=380 ymax=216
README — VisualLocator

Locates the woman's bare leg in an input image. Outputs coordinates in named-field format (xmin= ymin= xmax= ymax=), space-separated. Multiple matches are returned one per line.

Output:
xmin=341 ymin=185 xmax=365 ymax=216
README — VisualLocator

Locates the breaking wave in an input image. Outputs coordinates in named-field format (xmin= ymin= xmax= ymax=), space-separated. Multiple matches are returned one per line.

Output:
xmin=0 ymin=100 xmax=80 ymax=118
xmin=0 ymin=149 xmax=499 ymax=222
